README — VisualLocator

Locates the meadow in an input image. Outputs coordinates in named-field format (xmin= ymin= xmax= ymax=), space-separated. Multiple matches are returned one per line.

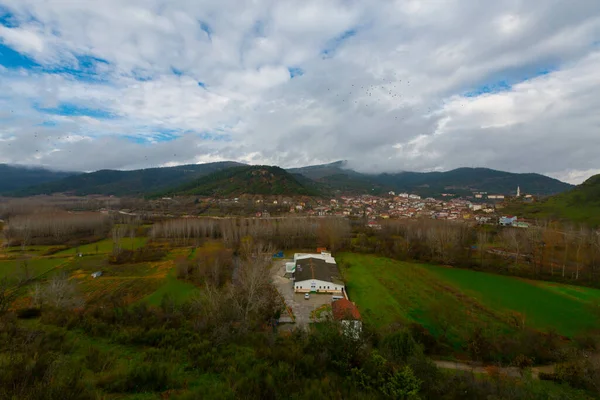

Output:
xmin=338 ymin=253 xmax=600 ymax=340
xmin=53 ymin=237 xmax=148 ymax=256
xmin=0 ymin=257 xmax=70 ymax=283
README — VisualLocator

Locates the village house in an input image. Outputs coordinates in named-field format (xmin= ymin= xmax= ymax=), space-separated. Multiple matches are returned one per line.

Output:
xmin=332 ymin=299 xmax=362 ymax=339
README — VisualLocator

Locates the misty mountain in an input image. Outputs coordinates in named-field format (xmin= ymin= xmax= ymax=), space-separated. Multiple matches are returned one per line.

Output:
xmin=0 ymin=164 xmax=76 ymax=193
xmin=10 ymin=162 xmax=245 ymax=197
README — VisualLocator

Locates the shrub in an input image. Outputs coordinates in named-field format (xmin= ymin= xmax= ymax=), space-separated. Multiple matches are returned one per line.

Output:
xmin=100 ymin=361 xmax=176 ymax=393
xmin=16 ymin=308 xmax=41 ymax=319
xmin=85 ymin=346 xmax=116 ymax=373
xmin=382 ymin=329 xmax=423 ymax=363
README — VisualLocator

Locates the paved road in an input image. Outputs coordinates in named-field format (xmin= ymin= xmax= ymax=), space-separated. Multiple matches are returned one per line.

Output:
xmin=271 ymin=260 xmax=332 ymax=330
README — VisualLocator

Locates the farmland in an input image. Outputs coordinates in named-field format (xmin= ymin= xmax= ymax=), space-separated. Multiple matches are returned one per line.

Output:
xmin=338 ymin=253 xmax=600 ymax=340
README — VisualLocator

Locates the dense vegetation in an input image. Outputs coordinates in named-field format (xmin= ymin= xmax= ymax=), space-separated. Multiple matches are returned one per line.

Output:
xmin=505 ymin=174 xmax=600 ymax=227
xmin=158 ymin=165 xmax=321 ymax=197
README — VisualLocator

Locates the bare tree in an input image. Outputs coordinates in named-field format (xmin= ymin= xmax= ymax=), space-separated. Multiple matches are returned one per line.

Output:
xmin=476 ymin=229 xmax=489 ymax=268
xmin=39 ymin=273 xmax=84 ymax=310
xmin=501 ymin=228 xmax=522 ymax=266
xmin=229 ymin=242 xmax=279 ymax=330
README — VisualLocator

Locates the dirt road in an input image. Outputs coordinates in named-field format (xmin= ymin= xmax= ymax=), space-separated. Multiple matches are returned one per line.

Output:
xmin=433 ymin=360 xmax=555 ymax=379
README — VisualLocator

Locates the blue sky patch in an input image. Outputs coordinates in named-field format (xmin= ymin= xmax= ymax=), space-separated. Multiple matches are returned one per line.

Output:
xmin=199 ymin=21 xmax=212 ymax=40
xmin=43 ymin=54 xmax=111 ymax=83
xmin=124 ymin=135 xmax=149 ymax=144
xmin=0 ymin=7 xmax=18 ymax=28
xmin=35 ymin=103 xmax=116 ymax=119
xmin=198 ymin=81 xmax=207 ymax=88
xmin=0 ymin=43 xmax=39 ymax=69
xmin=321 ymin=29 xmax=357 ymax=57
xmin=288 ymin=67 xmax=304 ymax=78
xmin=463 ymin=65 xmax=558 ymax=97
xmin=171 ymin=67 xmax=183 ymax=76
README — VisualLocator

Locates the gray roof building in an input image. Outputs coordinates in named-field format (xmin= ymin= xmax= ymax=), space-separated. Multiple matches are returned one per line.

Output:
xmin=294 ymin=257 xmax=344 ymax=285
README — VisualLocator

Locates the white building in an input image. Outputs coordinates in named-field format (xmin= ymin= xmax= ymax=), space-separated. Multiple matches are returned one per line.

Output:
xmin=293 ymin=255 xmax=344 ymax=294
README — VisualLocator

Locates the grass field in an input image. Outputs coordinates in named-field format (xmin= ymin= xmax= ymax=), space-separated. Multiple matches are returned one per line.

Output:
xmin=338 ymin=253 xmax=600 ymax=339
xmin=0 ymin=257 xmax=70 ymax=282
xmin=142 ymin=270 xmax=200 ymax=306
xmin=53 ymin=237 xmax=148 ymax=256
xmin=428 ymin=266 xmax=600 ymax=337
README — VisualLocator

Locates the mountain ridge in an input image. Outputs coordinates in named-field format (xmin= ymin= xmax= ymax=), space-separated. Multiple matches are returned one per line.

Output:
xmin=155 ymin=165 xmax=320 ymax=197
xmin=3 ymin=161 xmax=573 ymax=198
xmin=0 ymin=164 xmax=77 ymax=193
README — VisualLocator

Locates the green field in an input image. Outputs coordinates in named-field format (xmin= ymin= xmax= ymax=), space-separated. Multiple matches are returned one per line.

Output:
xmin=53 ymin=237 xmax=148 ymax=256
xmin=338 ymin=253 xmax=600 ymax=339
xmin=142 ymin=270 xmax=199 ymax=306
xmin=0 ymin=257 xmax=69 ymax=282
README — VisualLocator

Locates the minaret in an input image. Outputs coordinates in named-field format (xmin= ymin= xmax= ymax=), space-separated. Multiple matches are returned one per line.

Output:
xmin=516 ymin=186 xmax=521 ymax=197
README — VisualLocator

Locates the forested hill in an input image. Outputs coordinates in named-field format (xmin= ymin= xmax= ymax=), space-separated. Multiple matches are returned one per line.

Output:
xmin=11 ymin=162 xmax=244 ymax=197
xmin=504 ymin=174 xmax=600 ymax=226
xmin=157 ymin=165 xmax=320 ymax=197
xmin=372 ymin=168 xmax=572 ymax=197
xmin=0 ymin=164 xmax=76 ymax=193
xmin=290 ymin=163 xmax=572 ymax=196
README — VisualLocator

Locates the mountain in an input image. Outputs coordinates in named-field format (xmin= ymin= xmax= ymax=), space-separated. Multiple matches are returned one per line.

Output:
xmin=0 ymin=164 xmax=76 ymax=193
xmin=288 ymin=161 xmax=387 ymax=194
xmin=504 ymin=174 xmax=600 ymax=226
xmin=158 ymin=165 xmax=320 ymax=197
xmin=9 ymin=161 xmax=572 ymax=198
xmin=12 ymin=162 xmax=245 ymax=197
xmin=371 ymin=168 xmax=572 ymax=197
xmin=288 ymin=161 xmax=362 ymax=180
xmin=289 ymin=164 xmax=572 ymax=197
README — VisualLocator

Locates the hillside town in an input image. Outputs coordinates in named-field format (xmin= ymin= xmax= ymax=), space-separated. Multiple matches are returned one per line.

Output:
xmin=280 ymin=188 xmax=532 ymax=227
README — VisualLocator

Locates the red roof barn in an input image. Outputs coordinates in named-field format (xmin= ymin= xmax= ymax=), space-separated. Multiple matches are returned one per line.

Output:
xmin=332 ymin=299 xmax=361 ymax=321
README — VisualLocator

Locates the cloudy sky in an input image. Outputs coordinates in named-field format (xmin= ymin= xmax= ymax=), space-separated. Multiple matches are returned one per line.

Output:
xmin=1 ymin=1 xmax=599 ymax=183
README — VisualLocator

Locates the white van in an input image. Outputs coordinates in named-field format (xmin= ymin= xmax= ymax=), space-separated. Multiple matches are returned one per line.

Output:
xmin=331 ymin=295 xmax=344 ymax=301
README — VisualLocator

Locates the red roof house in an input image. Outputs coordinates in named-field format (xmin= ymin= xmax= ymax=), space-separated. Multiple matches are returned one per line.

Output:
xmin=332 ymin=299 xmax=361 ymax=321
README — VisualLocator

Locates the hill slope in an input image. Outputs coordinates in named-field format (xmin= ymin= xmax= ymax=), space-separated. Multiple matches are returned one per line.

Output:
xmin=159 ymin=165 xmax=320 ymax=197
xmin=505 ymin=174 xmax=600 ymax=226
xmin=12 ymin=162 xmax=245 ymax=196
xmin=0 ymin=164 xmax=76 ymax=193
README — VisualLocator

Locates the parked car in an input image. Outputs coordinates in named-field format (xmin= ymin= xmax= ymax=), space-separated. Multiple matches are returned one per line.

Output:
xmin=304 ymin=293 xmax=310 ymax=300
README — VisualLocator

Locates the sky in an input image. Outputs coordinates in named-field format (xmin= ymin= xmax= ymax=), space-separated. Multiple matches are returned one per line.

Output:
xmin=1 ymin=1 xmax=600 ymax=184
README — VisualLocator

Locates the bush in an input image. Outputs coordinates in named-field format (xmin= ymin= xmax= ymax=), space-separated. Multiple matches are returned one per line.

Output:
xmin=16 ymin=308 xmax=41 ymax=319
xmin=382 ymin=329 xmax=423 ymax=363
xmin=85 ymin=346 xmax=116 ymax=373
xmin=99 ymin=361 xmax=176 ymax=393
xmin=108 ymin=244 xmax=167 ymax=264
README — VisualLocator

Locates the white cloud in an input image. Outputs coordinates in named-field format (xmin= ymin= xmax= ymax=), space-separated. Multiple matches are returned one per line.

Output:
xmin=0 ymin=0 xmax=599 ymax=183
